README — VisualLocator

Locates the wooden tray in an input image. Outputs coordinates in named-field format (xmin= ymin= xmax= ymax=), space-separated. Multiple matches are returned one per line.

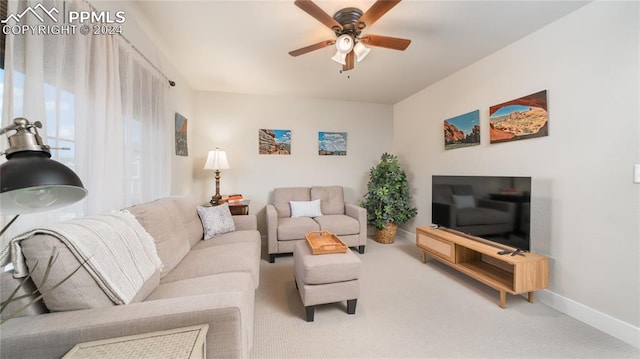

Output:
xmin=305 ymin=231 xmax=347 ymax=255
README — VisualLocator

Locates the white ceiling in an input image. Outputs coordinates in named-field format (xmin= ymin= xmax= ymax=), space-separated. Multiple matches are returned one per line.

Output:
xmin=131 ymin=0 xmax=588 ymax=104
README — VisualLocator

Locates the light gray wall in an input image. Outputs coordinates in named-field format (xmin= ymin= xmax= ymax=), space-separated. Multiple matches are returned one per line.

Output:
xmin=393 ymin=1 xmax=639 ymax=346
xmin=192 ymin=92 xmax=393 ymax=233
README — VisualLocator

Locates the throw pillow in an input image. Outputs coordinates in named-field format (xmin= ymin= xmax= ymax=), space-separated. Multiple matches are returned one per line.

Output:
xmin=290 ymin=199 xmax=323 ymax=218
xmin=452 ymin=194 xmax=476 ymax=209
xmin=197 ymin=203 xmax=236 ymax=239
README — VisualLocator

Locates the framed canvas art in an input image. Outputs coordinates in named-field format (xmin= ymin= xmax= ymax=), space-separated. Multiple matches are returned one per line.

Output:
xmin=259 ymin=129 xmax=291 ymax=155
xmin=318 ymin=131 xmax=347 ymax=156
xmin=444 ymin=110 xmax=480 ymax=150
xmin=490 ymin=90 xmax=548 ymax=143
xmin=175 ymin=113 xmax=188 ymax=156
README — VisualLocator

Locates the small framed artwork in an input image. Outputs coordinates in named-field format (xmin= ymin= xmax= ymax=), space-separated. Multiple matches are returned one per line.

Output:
xmin=259 ymin=129 xmax=291 ymax=155
xmin=175 ymin=113 xmax=188 ymax=156
xmin=490 ymin=90 xmax=548 ymax=143
xmin=444 ymin=110 xmax=480 ymax=150
xmin=318 ymin=131 xmax=347 ymax=156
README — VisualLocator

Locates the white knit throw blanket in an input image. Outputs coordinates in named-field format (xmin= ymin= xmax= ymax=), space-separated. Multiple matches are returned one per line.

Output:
xmin=0 ymin=210 xmax=163 ymax=305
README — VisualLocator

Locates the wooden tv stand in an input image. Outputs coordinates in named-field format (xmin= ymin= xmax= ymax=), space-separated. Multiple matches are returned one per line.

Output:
xmin=416 ymin=226 xmax=548 ymax=308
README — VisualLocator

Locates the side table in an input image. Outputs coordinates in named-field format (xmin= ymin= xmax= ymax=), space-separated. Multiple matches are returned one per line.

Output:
xmin=204 ymin=199 xmax=250 ymax=215
xmin=228 ymin=200 xmax=250 ymax=215
xmin=62 ymin=324 xmax=208 ymax=359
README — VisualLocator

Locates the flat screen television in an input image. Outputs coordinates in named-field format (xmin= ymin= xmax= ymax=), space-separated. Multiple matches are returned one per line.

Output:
xmin=432 ymin=175 xmax=531 ymax=250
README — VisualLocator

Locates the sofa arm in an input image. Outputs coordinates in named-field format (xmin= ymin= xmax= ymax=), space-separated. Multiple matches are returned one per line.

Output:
xmin=0 ymin=293 xmax=250 ymax=359
xmin=345 ymin=203 xmax=367 ymax=246
xmin=266 ymin=204 xmax=278 ymax=255
xmin=233 ymin=214 xmax=257 ymax=231
xmin=432 ymin=202 xmax=455 ymax=227
xmin=345 ymin=203 xmax=366 ymax=227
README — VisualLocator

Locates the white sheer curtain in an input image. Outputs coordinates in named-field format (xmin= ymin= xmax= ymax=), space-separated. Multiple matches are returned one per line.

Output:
xmin=1 ymin=0 xmax=170 ymax=238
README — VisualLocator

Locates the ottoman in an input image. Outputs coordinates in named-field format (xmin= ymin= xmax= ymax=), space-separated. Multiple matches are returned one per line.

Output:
xmin=293 ymin=240 xmax=362 ymax=322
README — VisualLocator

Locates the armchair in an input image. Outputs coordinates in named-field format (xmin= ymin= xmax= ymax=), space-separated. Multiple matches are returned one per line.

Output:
xmin=432 ymin=184 xmax=516 ymax=237
xmin=266 ymin=186 xmax=366 ymax=263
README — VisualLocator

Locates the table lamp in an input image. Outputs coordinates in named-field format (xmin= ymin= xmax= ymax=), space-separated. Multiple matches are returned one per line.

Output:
xmin=0 ymin=117 xmax=88 ymax=236
xmin=203 ymin=148 xmax=229 ymax=204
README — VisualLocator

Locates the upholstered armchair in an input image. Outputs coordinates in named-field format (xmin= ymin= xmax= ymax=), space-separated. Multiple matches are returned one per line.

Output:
xmin=266 ymin=186 xmax=367 ymax=263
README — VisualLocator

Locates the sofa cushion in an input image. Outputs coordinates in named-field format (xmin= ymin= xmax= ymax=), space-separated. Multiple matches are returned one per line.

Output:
xmin=293 ymin=241 xmax=361 ymax=285
xmin=193 ymin=229 xmax=260 ymax=248
xmin=277 ymin=217 xmax=320 ymax=241
xmin=311 ymin=186 xmax=345 ymax=215
xmin=171 ymin=196 xmax=204 ymax=247
xmin=456 ymin=208 xmax=511 ymax=226
xmin=290 ymin=199 xmax=322 ymax=218
xmin=432 ymin=184 xmax=454 ymax=204
xmin=313 ymin=214 xmax=360 ymax=236
xmin=145 ymin=272 xmax=255 ymax=354
xmin=20 ymin=233 xmax=160 ymax=312
xmin=128 ymin=198 xmax=191 ymax=277
xmin=0 ymin=271 xmax=48 ymax=319
xmin=161 ymin=240 xmax=261 ymax=289
xmin=452 ymin=194 xmax=476 ymax=209
xmin=197 ymin=203 xmax=236 ymax=239
xmin=273 ymin=187 xmax=310 ymax=218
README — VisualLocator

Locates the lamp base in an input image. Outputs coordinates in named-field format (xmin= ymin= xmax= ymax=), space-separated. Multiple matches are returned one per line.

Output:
xmin=210 ymin=194 xmax=227 ymax=206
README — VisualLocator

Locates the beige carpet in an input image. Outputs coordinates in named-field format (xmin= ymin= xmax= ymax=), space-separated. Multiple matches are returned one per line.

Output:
xmin=250 ymin=237 xmax=639 ymax=358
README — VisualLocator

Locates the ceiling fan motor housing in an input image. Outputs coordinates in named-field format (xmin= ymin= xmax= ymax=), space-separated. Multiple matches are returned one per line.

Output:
xmin=333 ymin=7 xmax=364 ymax=38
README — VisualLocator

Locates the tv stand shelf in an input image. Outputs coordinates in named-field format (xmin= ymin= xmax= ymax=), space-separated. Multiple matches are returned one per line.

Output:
xmin=416 ymin=226 xmax=548 ymax=308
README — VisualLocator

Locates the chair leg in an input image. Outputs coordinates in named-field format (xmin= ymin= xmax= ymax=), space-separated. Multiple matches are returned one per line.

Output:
xmin=305 ymin=306 xmax=314 ymax=322
xmin=358 ymin=245 xmax=365 ymax=254
xmin=347 ymin=299 xmax=357 ymax=314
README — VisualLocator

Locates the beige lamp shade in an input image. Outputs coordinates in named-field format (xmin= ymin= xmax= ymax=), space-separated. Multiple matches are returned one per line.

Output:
xmin=203 ymin=149 xmax=230 ymax=170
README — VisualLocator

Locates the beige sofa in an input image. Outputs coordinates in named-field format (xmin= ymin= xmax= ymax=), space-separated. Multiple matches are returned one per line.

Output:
xmin=0 ymin=196 xmax=261 ymax=359
xmin=266 ymin=186 xmax=367 ymax=263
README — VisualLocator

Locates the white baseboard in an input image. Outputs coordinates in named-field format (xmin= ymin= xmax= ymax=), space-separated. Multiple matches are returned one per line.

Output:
xmin=398 ymin=226 xmax=640 ymax=349
xmin=537 ymin=290 xmax=640 ymax=349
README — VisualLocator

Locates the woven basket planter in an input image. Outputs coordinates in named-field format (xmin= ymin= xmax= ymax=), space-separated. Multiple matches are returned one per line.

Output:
xmin=375 ymin=223 xmax=398 ymax=244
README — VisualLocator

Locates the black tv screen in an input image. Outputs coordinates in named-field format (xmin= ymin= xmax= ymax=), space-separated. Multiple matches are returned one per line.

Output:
xmin=432 ymin=175 xmax=531 ymax=250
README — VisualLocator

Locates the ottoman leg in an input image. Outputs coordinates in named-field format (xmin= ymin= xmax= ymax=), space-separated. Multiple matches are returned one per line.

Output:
xmin=305 ymin=306 xmax=315 ymax=322
xmin=347 ymin=299 xmax=357 ymax=315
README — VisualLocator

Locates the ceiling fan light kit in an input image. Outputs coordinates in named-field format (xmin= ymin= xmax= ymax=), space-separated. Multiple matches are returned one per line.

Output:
xmin=331 ymin=34 xmax=354 ymax=65
xmin=353 ymin=42 xmax=370 ymax=63
xmin=290 ymin=0 xmax=410 ymax=72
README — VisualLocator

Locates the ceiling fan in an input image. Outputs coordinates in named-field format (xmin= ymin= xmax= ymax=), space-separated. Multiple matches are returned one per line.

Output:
xmin=289 ymin=0 xmax=411 ymax=72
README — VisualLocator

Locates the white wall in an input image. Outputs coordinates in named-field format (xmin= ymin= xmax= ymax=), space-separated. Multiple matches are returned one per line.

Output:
xmin=394 ymin=1 xmax=639 ymax=346
xmin=192 ymin=92 xmax=393 ymax=233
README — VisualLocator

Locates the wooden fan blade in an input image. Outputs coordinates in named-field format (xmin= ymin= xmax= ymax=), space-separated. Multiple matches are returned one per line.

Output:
xmin=360 ymin=34 xmax=411 ymax=51
xmin=342 ymin=51 xmax=355 ymax=71
xmin=357 ymin=0 xmax=401 ymax=30
xmin=289 ymin=40 xmax=336 ymax=57
xmin=294 ymin=0 xmax=342 ymax=31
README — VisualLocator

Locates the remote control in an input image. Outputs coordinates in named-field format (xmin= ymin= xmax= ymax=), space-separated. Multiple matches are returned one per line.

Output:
xmin=511 ymin=249 xmax=523 ymax=256
xmin=497 ymin=249 xmax=511 ymax=255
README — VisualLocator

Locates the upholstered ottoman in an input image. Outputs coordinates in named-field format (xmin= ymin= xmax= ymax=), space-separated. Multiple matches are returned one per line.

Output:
xmin=293 ymin=241 xmax=362 ymax=322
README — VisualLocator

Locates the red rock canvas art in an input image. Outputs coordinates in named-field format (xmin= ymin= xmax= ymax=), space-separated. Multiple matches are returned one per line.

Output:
xmin=444 ymin=110 xmax=480 ymax=151
xmin=489 ymin=90 xmax=548 ymax=144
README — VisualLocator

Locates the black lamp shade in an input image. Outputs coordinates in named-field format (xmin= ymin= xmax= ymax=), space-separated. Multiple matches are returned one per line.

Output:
xmin=0 ymin=153 xmax=87 ymax=214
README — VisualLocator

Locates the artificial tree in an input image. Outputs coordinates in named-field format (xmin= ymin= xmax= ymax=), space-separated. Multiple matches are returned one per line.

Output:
xmin=361 ymin=152 xmax=417 ymax=243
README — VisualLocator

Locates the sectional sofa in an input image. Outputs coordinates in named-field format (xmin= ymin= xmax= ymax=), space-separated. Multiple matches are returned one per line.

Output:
xmin=0 ymin=196 xmax=261 ymax=359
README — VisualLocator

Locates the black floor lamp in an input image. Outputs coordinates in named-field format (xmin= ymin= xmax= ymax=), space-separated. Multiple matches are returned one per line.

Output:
xmin=0 ymin=118 xmax=88 ymax=235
